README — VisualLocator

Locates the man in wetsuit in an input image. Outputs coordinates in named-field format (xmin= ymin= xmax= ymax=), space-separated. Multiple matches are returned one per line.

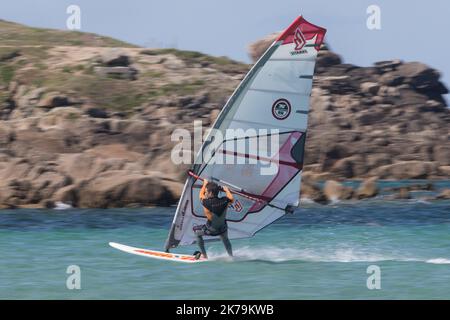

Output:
xmin=193 ymin=179 xmax=234 ymax=259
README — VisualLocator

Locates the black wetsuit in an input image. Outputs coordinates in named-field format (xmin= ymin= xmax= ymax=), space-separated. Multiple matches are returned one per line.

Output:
xmin=193 ymin=196 xmax=233 ymax=257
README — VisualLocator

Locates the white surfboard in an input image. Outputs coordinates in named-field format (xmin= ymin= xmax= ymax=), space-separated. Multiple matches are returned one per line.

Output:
xmin=109 ymin=242 xmax=208 ymax=263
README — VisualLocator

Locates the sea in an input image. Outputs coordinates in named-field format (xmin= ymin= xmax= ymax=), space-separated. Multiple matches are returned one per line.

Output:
xmin=0 ymin=180 xmax=449 ymax=299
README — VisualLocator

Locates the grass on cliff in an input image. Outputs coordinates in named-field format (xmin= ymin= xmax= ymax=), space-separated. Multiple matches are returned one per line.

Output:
xmin=4 ymin=48 xmax=219 ymax=113
xmin=0 ymin=46 xmax=53 ymax=89
xmin=0 ymin=19 xmax=137 ymax=47
xmin=34 ymin=71 xmax=208 ymax=113
xmin=159 ymin=80 xmax=206 ymax=96
xmin=0 ymin=65 xmax=15 ymax=84
xmin=141 ymin=48 xmax=249 ymax=74
xmin=0 ymin=20 xmax=244 ymax=114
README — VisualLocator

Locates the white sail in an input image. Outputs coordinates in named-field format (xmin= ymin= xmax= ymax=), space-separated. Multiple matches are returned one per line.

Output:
xmin=165 ymin=16 xmax=326 ymax=250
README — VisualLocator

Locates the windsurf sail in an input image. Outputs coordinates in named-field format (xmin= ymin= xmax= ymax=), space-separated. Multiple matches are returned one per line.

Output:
xmin=165 ymin=16 xmax=326 ymax=250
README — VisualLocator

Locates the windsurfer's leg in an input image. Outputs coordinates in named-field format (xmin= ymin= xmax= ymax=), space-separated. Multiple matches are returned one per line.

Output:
xmin=193 ymin=225 xmax=208 ymax=258
xmin=220 ymin=231 xmax=233 ymax=257
xmin=196 ymin=234 xmax=208 ymax=258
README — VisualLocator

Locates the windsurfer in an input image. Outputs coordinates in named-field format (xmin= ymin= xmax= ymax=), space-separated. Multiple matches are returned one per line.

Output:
xmin=193 ymin=179 xmax=234 ymax=259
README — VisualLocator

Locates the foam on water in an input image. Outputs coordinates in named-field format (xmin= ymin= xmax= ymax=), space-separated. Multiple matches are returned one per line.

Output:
xmin=426 ymin=258 xmax=450 ymax=264
xmin=207 ymin=245 xmax=448 ymax=264
xmin=54 ymin=202 xmax=73 ymax=210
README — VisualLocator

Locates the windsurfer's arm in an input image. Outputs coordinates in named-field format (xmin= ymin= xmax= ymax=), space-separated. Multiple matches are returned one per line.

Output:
xmin=199 ymin=180 xmax=213 ymax=221
xmin=223 ymin=186 xmax=234 ymax=203
xmin=199 ymin=179 xmax=208 ymax=200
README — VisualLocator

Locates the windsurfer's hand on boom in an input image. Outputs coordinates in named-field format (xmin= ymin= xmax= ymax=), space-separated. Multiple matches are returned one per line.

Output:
xmin=222 ymin=186 xmax=234 ymax=203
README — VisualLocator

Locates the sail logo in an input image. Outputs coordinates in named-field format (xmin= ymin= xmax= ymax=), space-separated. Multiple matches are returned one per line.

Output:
xmin=177 ymin=200 xmax=189 ymax=231
xmin=294 ymin=27 xmax=306 ymax=50
xmin=230 ymin=200 xmax=243 ymax=213
xmin=272 ymin=99 xmax=291 ymax=120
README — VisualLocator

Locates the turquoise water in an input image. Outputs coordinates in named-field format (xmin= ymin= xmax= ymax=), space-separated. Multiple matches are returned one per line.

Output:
xmin=0 ymin=199 xmax=449 ymax=299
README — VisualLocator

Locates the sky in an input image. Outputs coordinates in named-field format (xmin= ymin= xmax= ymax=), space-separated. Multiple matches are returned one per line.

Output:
xmin=1 ymin=0 xmax=449 ymax=96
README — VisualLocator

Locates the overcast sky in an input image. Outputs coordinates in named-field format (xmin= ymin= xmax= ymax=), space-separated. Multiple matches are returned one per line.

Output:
xmin=1 ymin=0 xmax=449 ymax=95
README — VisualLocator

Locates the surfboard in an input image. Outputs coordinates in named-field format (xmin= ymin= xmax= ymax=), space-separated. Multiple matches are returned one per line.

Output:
xmin=109 ymin=242 xmax=208 ymax=263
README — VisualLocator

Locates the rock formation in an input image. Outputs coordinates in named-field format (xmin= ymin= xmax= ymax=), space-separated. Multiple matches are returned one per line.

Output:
xmin=0 ymin=21 xmax=449 ymax=208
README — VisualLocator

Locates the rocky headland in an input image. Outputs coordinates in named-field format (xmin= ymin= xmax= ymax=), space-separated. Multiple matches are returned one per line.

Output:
xmin=0 ymin=20 xmax=449 ymax=208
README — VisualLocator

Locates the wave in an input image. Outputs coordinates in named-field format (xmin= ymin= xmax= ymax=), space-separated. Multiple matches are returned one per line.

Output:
xmin=208 ymin=246 xmax=398 ymax=263
xmin=425 ymin=258 xmax=450 ymax=264
xmin=299 ymin=197 xmax=315 ymax=204
xmin=207 ymin=246 xmax=449 ymax=265
xmin=54 ymin=201 xmax=73 ymax=210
